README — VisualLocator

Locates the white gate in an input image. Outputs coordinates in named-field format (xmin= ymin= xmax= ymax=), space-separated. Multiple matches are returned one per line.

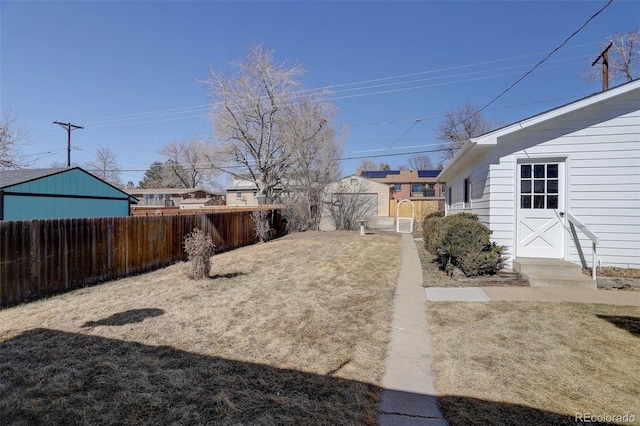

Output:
xmin=396 ymin=199 xmax=415 ymax=233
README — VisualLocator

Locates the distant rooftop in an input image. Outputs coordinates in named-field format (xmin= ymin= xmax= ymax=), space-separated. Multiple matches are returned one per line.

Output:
xmin=126 ymin=187 xmax=219 ymax=195
xmin=358 ymin=169 xmax=441 ymax=182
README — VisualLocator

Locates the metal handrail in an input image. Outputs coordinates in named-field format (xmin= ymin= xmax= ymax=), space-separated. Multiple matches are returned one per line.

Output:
xmin=566 ymin=212 xmax=599 ymax=280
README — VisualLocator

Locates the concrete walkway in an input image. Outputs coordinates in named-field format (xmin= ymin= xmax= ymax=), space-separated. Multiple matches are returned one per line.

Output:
xmin=377 ymin=233 xmax=640 ymax=425
xmin=378 ymin=233 xmax=448 ymax=426
xmin=426 ymin=286 xmax=640 ymax=306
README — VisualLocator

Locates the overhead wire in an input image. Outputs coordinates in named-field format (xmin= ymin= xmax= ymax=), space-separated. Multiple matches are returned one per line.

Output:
xmin=28 ymin=44 xmax=596 ymax=134
xmin=470 ymin=0 xmax=613 ymax=118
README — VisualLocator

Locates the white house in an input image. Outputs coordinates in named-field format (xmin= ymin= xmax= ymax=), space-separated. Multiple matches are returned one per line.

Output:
xmin=438 ymin=79 xmax=639 ymax=270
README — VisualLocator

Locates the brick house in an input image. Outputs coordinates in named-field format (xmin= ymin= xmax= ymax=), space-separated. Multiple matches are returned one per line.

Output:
xmin=356 ymin=170 xmax=444 ymax=201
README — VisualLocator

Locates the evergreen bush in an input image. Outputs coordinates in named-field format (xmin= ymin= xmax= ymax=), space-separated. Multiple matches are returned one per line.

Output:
xmin=425 ymin=213 xmax=506 ymax=277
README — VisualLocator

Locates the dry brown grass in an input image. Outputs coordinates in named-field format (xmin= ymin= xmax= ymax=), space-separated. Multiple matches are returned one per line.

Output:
xmin=428 ymin=301 xmax=640 ymax=425
xmin=0 ymin=231 xmax=402 ymax=425
xmin=588 ymin=267 xmax=640 ymax=279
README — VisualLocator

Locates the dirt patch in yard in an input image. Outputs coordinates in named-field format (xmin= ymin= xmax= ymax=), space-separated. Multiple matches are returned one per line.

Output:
xmin=582 ymin=267 xmax=640 ymax=291
xmin=0 ymin=231 xmax=402 ymax=425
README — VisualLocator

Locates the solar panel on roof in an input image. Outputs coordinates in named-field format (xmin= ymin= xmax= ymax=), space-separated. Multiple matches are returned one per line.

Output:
xmin=360 ymin=171 xmax=388 ymax=178
xmin=417 ymin=170 xmax=440 ymax=178
xmin=360 ymin=170 xmax=402 ymax=178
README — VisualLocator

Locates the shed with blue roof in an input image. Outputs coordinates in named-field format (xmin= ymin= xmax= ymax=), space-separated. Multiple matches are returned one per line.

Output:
xmin=0 ymin=167 xmax=138 ymax=220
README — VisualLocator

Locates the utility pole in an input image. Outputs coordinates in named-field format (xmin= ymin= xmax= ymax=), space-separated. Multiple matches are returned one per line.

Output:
xmin=591 ymin=42 xmax=613 ymax=91
xmin=53 ymin=121 xmax=84 ymax=166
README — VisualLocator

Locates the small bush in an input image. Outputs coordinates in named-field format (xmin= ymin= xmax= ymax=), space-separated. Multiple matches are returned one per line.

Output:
xmin=425 ymin=213 xmax=506 ymax=277
xmin=425 ymin=211 xmax=445 ymax=219
xmin=251 ymin=210 xmax=273 ymax=242
xmin=183 ymin=227 xmax=216 ymax=280
xmin=281 ymin=203 xmax=309 ymax=233
xmin=436 ymin=216 xmax=505 ymax=277
xmin=423 ymin=215 xmax=445 ymax=254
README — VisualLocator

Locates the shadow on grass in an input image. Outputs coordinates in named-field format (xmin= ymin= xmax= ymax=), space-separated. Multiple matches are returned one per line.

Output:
xmin=0 ymin=328 xmax=378 ymax=425
xmin=209 ymin=272 xmax=246 ymax=280
xmin=597 ymin=314 xmax=640 ymax=338
xmin=82 ymin=308 xmax=164 ymax=328
xmin=437 ymin=395 xmax=624 ymax=426
xmin=0 ymin=329 xmax=622 ymax=425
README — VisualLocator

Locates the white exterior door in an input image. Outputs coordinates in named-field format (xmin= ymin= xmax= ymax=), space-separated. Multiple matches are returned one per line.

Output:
xmin=516 ymin=160 xmax=565 ymax=258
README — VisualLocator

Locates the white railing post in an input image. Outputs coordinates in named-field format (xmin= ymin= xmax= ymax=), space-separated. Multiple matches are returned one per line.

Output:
xmin=566 ymin=212 xmax=599 ymax=281
xmin=592 ymin=242 xmax=597 ymax=281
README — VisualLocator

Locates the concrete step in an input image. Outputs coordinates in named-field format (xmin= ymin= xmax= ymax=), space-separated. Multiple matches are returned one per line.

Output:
xmin=514 ymin=258 xmax=596 ymax=289
xmin=514 ymin=258 xmax=583 ymax=275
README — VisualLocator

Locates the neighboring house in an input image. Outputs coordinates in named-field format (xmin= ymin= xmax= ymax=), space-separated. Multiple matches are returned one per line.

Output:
xmin=357 ymin=169 xmax=445 ymax=200
xmin=225 ymin=178 xmax=261 ymax=206
xmin=179 ymin=198 xmax=217 ymax=210
xmin=437 ymin=79 xmax=640 ymax=269
xmin=0 ymin=167 xmax=138 ymax=220
xmin=320 ymin=174 xmax=391 ymax=231
xmin=126 ymin=188 xmax=223 ymax=208
xmin=225 ymin=177 xmax=299 ymax=206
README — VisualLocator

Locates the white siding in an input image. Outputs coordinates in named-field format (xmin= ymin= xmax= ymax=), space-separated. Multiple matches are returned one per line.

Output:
xmin=442 ymin=83 xmax=640 ymax=268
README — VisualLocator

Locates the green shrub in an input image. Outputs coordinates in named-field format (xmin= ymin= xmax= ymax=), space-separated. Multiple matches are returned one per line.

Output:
xmin=429 ymin=214 xmax=506 ymax=277
xmin=423 ymin=215 xmax=445 ymax=254
xmin=425 ymin=211 xmax=445 ymax=219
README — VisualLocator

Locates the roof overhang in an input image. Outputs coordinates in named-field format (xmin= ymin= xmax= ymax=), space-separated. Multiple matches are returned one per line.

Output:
xmin=438 ymin=79 xmax=640 ymax=183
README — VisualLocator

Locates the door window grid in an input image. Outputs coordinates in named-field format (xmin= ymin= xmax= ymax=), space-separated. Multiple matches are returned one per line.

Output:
xmin=520 ymin=164 xmax=559 ymax=209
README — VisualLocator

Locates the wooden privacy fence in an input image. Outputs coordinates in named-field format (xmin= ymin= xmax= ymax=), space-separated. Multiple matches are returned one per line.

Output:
xmin=0 ymin=209 xmax=284 ymax=307
xmin=390 ymin=199 xmax=445 ymax=223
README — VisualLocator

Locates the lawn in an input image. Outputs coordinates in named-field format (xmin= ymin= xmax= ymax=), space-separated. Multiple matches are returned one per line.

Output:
xmin=0 ymin=231 xmax=402 ymax=425
xmin=428 ymin=301 xmax=640 ymax=426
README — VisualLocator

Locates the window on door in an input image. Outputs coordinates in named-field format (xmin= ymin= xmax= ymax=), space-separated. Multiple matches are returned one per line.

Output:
xmin=520 ymin=164 xmax=558 ymax=209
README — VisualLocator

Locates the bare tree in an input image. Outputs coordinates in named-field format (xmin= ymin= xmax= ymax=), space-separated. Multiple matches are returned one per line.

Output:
xmin=282 ymin=96 xmax=344 ymax=230
xmin=85 ymin=146 xmax=122 ymax=187
xmin=206 ymin=42 xmax=339 ymax=205
xmin=324 ymin=179 xmax=378 ymax=230
xmin=0 ymin=108 xmax=31 ymax=169
xmin=436 ymin=102 xmax=502 ymax=162
xmin=159 ymin=139 xmax=221 ymax=189
xmin=357 ymin=159 xmax=378 ymax=171
xmin=402 ymin=153 xmax=433 ymax=170
xmin=582 ymin=29 xmax=639 ymax=85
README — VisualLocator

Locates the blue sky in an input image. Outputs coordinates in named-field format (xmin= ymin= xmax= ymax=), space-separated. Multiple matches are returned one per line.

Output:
xmin=2 ymin=0 xmax=638 ymax=187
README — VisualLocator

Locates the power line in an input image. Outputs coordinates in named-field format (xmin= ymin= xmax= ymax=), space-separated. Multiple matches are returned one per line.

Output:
xmin=28 ymin=58 xmax=583 ymax=137
xmin=472 ymin=0 xmax=613 ymax=118
xmin=30 ymin=43 xmax=597 ymax=133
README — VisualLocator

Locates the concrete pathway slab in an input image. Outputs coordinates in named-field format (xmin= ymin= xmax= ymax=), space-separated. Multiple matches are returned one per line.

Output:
xmin=379 ymin=414 xmax=450 ymax=426
xmin=482 ymin=287 xmax=560 ymax=302
xmin=426 ymin=286 xmax=640 ymax=305
xmin=425 ymin=287 xmax=491 ymax=302
xmin=379 ymin=233 xmax=448 ymax=426
xmin=541 ymin=287 xmax=640 ymax=306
